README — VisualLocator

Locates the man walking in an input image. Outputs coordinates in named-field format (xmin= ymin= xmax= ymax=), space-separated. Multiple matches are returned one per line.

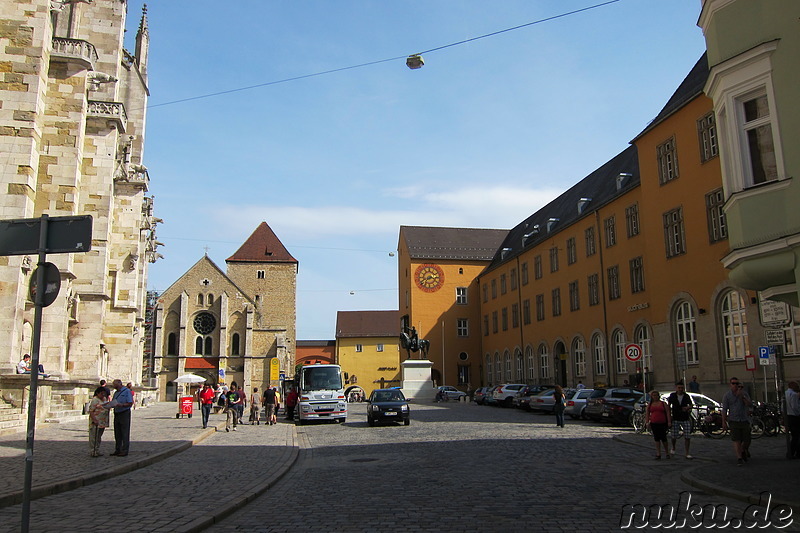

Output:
xmin=721 ymin=377 xmax=752 ymax=466
xmin=667 ymin=381 xmax=694 ymax=459
xmin=688 ymin=375 xmax=701 ymax=393
xmin=285 ymin=387 xmax=298 ymax=421
xmin=224 ymin=385 xmax=241 ymax=432
xmin=107 ymin=379 xmax=134 ymax=456
xmin=263 ymin=386 xmax=277 ymax=425
xmin=199 ymin=383 xmax=215 ymax=429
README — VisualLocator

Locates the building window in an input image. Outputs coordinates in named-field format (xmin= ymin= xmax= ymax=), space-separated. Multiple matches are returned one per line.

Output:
xmin=720 ymin=290 xmax=748 ymax=361
xmin=657 ymin=136 xmax=679 ymax=184
xmin=501 ymin=308 xmax=508 ymax=331
xmin=486 ymin=354 xmax=492 ymax=385
xmin=534 ymin=255 xmax=543 ymax=280
xmin=573 ymin=337 xmax=586 ymax=378
xmin=698 ymin=112 xmax=718 ymax=162
xmin=491 ymin=279 xmax=497 ymax=299
xmin=257 ymin=270 xmax=265 ymax=279
xmin=635 ymin=324 xmax=653 ymax=372
xmin=193 ymin=312 xmax=216 ymax=335
xmin=510 ymin=268 xmax=517 ymax=290
xmin=231 ymin=332 xmax=240 ymax=356
xmin=536 ymin=294 xmax=545 ymax=321
xmin=197 ymin=294 xmax=204 ymax=306
xmin=195 ymin=336 xmax=203 ymax=355
xmin=167 ymin=333 xmax=177 ymax=356
xmin=566 ymin=237 xmax=577 ymax=265
xmin=675 ymin=301 xmax=699 ymax=365
xmin=515 ymin=350 xmax=524 ymax=381
xmin=504 ymin=351 xmax=512 ymax=382
xmin=356 ymin=344 xmax=363 ymax=353
xmin=551 ymin=288 xmax=561 ymax=317
xmin=511 ymin=303 xmax=519 ymax=328
xmin=483 ymin=283 xmax=488 ymax=303
xmin=457 ymin=319 xmax=468 ymax=337
xmin=607 ymin=265 xmax=620 ymax=300
xmin=526 ymin=346 xmax=535 ymax=380
xmin=377 ymin=344 xmax=384 ymax=352
xmin=207 ymin=294 xmax=214 ymax=305
xmin=521 ymin=262 xmax=529 ymax=285
xmin=495 ymin=354 xmax=502 ymax=384
xmin=483 ymin=315 xmax=489 ymax=336
xmin=585 ymin=227 xmax=596 ymax=256
xmin=706 ymin=188 xmax=727 ymax=243
xmin=492 ymin=311 xmax=498 ymax=333
xmin=522 ymin=299 xmax=531 ymax=325
xmin=569 ymin=280 xmax=579 ymax=312
xmin=603 ymin=216 xmax=617 ymax=247
xmin=456 ymin=287 xmax=468 ymax=305
xmin=741 ymin=91 xmax=778 ymax=185
xmin=500 ymin=274 xmax=507 ymax=295
xmin=549 ymin=246 xmax=559 ymax=273
xmin=663 ymin=207 xmax=686 ymax=258
xmin=614 ymin=329 xmax=627 ymax=374
xmin=593 ymin=334 xmax=606 ymax=376
xmin=204 ymin=337 xmax=212 ymax=356
xmin=783 ymin=307 xmax=800 ymax=356
xmin=625 ymin=203 xmax=640 ymax=238
xmin=457 ymin=365 xmax=470 ymax=386
xmin=539 ymin=344 xmax=550 ymax=381
xmin=588 ymin=273 xmax=599 ymax=306
xmin=629 ymin=257 xmax=645 ymax=294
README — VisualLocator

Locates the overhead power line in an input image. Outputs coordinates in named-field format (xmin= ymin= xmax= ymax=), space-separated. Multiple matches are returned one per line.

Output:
xmin=146 ymin=0 xmax=621 ymax=110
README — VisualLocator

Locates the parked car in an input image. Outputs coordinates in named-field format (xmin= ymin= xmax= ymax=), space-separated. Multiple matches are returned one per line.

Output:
xmin=599 ymin=395 xmax=644 ymax=426
xmin=492 ymin=384 xmax=527 ymax=407
xmin=367 ymin=388 xmax=410 ymax=426
xmin=436 ymin=385 xmax=467 ymax=401
xmin=530 ymin=388 xmax=575 ymax=414
xmin=584 ymin=388 xmax=644 ymax=422
xmin=512 ymin=385 xmax=554 ymax=410
xmin=565 ymin=388 xmax=594 ymax=419
xmin=483 ymin=386 xmax=500 ymax=406
xmin=473 ymin=387 xmax=491 ymax=405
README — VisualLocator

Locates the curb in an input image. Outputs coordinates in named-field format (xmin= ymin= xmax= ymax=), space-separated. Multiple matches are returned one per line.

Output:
xmin=0 ymin=422 xmax=221 ymax=509
xmin=680 ymin=468 xmax=800 ymax=511
xmin=173 ymin=423 xmax=300 ymax=533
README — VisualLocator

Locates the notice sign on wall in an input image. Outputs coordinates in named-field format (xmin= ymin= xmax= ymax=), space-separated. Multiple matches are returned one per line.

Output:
xmin=270 ymin=357 xmax=280 ymax=381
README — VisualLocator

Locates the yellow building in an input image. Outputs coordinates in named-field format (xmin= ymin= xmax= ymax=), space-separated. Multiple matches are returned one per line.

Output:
xmin=397 ymin=226 xmax=509 ymax=391
xmin=335 ymin=310 xmax=400 ymax=397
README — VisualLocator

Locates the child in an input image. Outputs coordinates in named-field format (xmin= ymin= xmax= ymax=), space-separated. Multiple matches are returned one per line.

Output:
xmin=88 ymin=387 xmax=110 ymax=457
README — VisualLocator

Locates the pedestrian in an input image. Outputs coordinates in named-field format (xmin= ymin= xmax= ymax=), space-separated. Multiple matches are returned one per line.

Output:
xmin=667 ymin=381 xmax=694 ymax=459
xmin=721 ymin=377 xmax=752 ymax=466
xmin=250 ymin=387 xmax=262 ymax=425
xmin=786 ymin=381 xmax=800 ymax=458
xmin=263 ymin=386 xmax=277 ymax=425
xmin=88 ymin=386 xmax=110 ymax=457
xmin=99 ymin=379 xmax=111 ymax=397
xmin=224 ymin=385 xmax=240 ymax=432
xmin=105 ymin=379 xmax=134 ymax=456
xmin=576 ymin=381 xmax=585 ymax=390
xmin=127 ymin=382 xmax=135 ymax=409
xmin=274 ymin=387 xmax=281 ymax=418
xmin=199 ymin=382 xmax=215 ymax=429
xmin=237 ymin=384 xmax=247 ymax=425
xmin=645 ymin=390 xmax=671 ymax=459
xmin=553 ymin=385 xmax=566 ymax=428
xmin=285 ymin=387 xmax=298 ymax=421
xmin=688 ymin=375 xmax=701 ymax=393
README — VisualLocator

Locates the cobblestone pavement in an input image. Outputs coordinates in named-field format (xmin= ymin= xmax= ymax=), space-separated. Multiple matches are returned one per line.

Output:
xmin=215 ymin=402 xmax=799 ymax=532
xmin=0 ymin=403 xmax=296 ymax=532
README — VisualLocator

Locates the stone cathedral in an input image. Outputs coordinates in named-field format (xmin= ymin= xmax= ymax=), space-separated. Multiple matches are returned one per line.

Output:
xmin=0 ymin=1 xmax=159 ymax=422
xmin=152 ymin=222 xmax=298 ymax=401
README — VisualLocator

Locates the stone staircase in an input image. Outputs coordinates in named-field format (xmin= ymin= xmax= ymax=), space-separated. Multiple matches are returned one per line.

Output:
xmin=44 ymin=392 xmax=85 ymax=424
xmin=0 ymin=401 xmax=26 ymax=436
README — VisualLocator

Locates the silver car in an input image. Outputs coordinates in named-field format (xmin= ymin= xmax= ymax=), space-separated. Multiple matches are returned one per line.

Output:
xmin=565 ymin=388 xmax=594 ymax=419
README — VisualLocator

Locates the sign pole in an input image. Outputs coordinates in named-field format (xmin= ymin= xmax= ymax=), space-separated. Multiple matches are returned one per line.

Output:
xmin=21 ymin=214 xmax=49 ymax=533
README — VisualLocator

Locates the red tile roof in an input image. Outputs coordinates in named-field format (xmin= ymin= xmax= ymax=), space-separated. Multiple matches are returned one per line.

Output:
xmin=226 ymin=222 xmax=297 ymax=264
xmin=336 ymin=310 xmax=399 ymax=338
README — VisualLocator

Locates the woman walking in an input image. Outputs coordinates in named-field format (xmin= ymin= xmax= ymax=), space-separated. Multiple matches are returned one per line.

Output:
xmin=553 ymin=385 xmax=566 ymax=428
xmin=645 ymin=390 xmax=672 ymax=459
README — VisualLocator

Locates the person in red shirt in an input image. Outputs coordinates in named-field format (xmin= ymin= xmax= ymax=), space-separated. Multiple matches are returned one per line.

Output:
xmin=285 ymin=387 xmax=299 ymax=421
xmin=199 ymin=383 xmax=215 ymax=429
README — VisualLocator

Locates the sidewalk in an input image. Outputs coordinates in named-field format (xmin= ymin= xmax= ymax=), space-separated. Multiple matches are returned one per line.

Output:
xmin=0 ymin=402 xmax=299 ymax=532
xmin=615 ymin=429 xmax=800 ymax=509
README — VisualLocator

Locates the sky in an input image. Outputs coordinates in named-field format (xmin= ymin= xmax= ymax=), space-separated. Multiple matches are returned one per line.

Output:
xmin=128 ymin=0 xmax=708 ymax=340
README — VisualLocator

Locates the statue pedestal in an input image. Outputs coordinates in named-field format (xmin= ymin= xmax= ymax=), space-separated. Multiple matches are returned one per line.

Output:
xmin=401 ymin=359 xmax=434 ymax=401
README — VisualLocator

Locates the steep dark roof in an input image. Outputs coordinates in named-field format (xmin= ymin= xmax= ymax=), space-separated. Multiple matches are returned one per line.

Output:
xmin=486 ymin=145 xmax=639 ymax=271
xmin=226 ymin=222 xmax=297 ymax=264
xmin=336 ymin=310 xmax=399 ymax=338
xmin=400 ymin=226 xmax=509 ymax=262
xmin=632 ymin=53 xmax=709 ymax=142
xmin=297 ymin=340 xmax=336 ymax=347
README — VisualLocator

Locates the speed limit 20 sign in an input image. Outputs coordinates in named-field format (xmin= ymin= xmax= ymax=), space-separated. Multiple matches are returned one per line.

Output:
xmin=624 ymin=343 xmax=642 ymax=362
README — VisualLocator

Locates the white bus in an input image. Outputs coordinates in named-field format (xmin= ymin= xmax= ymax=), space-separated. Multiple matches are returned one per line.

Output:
xmin=296 ymin=364 xmax=347 ymax=425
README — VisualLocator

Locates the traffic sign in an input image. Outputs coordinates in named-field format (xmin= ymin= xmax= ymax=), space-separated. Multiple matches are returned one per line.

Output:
xmin=765 ymin=329 xmax=785 ymax=345
xmin=758 ymin=293 xmax=791 ymax=328
xmin=624 ymin=343 xmax=642 ymax=362
xmin=758 ymin=346 xmax=771 ymax=366
xmin=0 ymin=215 xmax=92 ymax=255
xmin=29 ymin=262 xmax=60 ymax=307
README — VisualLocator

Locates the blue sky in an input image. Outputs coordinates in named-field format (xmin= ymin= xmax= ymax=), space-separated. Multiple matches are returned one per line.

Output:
xmin=129 ymin=1 xmax=707 ymax=340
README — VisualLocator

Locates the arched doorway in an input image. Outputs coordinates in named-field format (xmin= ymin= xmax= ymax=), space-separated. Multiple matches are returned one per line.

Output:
xmin=553 ymin=341 xmax=567 ymax=387
xmin=345 ymin=385 xmax=365 ymax=402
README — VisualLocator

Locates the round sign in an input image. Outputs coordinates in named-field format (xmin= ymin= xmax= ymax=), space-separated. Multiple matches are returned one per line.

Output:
xmin=29 ymin=262 xmax=61 ymax=307
xmin=624 ymin=343 xmax=642 ymax=362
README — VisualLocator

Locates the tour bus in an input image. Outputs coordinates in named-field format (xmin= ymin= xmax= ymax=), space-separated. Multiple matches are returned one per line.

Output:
xmin=295 ymin=364 xmax=347 ymax=425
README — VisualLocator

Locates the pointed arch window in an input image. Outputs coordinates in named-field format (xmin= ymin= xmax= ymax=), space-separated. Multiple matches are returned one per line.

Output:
xmin=197 ymin=294 xmax=204 ymax=306
xmin=208 ymin=294 xmax=214 ymax=305
xmin=195 ymin=336 xmax=203 ymax=355
xmin=167 ymin=333 xmax=177 ymax=356
xmin=204 ymin=337 xmax=213 ymax=356
xmin=231 ymin=333 xmax=241 ymax=356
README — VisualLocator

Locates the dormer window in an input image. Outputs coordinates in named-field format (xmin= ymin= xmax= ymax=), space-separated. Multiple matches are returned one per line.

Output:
xmin=577 ymin=197 xmax=592 ymax=215
xmin=547 ymin=218 xmax=559 ymax=233
xmin=617 ymin=173 xmax=633 ymax=190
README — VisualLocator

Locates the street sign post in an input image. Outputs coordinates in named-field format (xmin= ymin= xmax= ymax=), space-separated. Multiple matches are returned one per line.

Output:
xmin=624 ymin=343 xmax=642 ymax=362
xmin=758 ymin=293 xmax=791 ymax=328
xmin=0 ymin=214 xmax=93 ymax=533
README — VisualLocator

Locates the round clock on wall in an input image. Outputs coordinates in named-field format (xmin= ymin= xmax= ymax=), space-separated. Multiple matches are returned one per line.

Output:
xmin=415 ymin=263 xmax=444 ymax=292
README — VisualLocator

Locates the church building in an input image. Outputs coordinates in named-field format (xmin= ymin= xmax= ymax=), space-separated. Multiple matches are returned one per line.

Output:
xmin=152 ymin=222 xmax=297 ymax=400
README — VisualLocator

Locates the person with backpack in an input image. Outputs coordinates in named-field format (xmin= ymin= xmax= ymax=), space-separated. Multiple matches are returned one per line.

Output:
xmin=224 ymin=385 xmax=241 ymax=432
xmin=263 ymin=386 xmax=277 ymax=425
